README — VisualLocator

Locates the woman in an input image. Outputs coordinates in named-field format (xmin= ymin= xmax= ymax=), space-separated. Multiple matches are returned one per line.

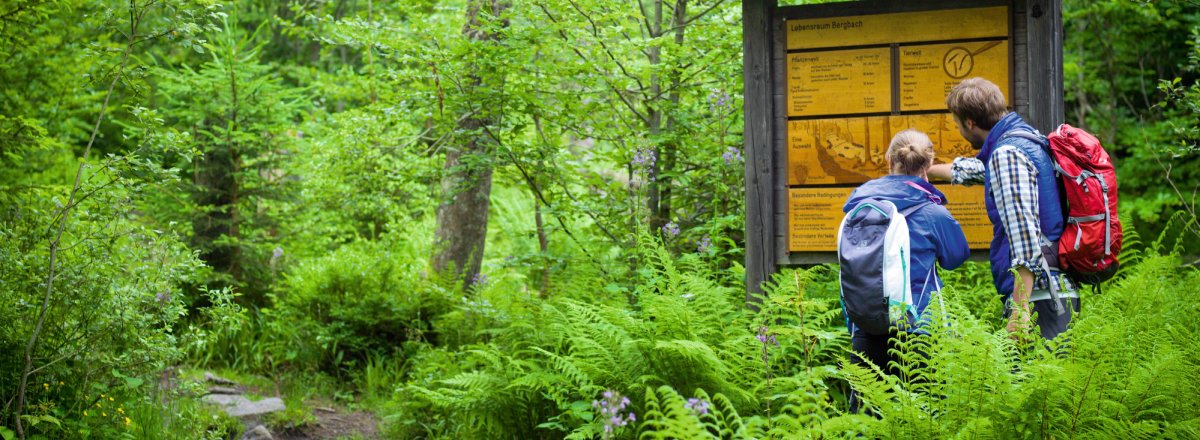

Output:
xmin=842 ymin=129 xmax=970 ymax=412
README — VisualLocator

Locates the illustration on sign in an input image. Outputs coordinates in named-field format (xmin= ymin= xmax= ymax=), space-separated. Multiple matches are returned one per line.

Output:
xmin=788 ymin=114 xmax=978 ymax=185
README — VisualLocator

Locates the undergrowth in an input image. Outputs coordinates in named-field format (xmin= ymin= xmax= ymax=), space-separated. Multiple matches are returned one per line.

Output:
xmin=376 ymin=215 xmax=1200 ymax=439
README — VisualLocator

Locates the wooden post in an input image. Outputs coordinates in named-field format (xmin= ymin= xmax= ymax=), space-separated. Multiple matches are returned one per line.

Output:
xmin=743 ymin=0 xmax=776 ymax=307
xmin=1025 ymin=0 xmax=1064 ymax=133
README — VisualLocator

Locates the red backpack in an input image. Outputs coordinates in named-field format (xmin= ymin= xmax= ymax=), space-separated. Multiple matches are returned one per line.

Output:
xmin=1022 ymin=125 xmax=1123 ymax=284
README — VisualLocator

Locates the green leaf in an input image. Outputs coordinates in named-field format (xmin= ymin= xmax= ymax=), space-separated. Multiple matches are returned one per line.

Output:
xmin=570 ymin=400 xmax=594 ymax=421
xmin=37 ymin=415 xmax=61 ymax=428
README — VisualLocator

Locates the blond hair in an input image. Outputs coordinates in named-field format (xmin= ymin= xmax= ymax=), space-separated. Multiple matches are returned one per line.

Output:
xmin=887 ymin=129 xmax=935 ymax=176
xmin=945 ymin=77 xmax=1008 ymax=129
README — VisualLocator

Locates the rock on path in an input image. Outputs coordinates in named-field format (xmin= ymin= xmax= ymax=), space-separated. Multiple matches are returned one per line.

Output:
xmin=200 ymin=394 xmax=287 ymax=418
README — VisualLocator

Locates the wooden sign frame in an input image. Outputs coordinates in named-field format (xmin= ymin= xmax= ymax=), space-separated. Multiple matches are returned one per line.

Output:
xmin=742 ymin=0 xmax=1063 ymax=302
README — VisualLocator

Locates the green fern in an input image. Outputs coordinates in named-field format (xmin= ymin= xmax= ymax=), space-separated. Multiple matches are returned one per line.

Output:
xmin=638 ymin=386 xmax=710 ymax=439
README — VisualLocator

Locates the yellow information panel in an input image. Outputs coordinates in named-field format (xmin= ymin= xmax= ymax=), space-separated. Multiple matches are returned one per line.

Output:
xmin=788 ymin=188 xmax=851 ymax=252
xmin=900 ymin=41 xmax=1010 ymax=111
xmin=788 ymin=185 xmax=991 ymax=252
xmin=788 ymin=114 xmax=977 ymax=186
xmin=783 ymin=6 xmax=1010 ymax=253
xmin=786 ymin=6 xmax=1008 ymax=50
xmin=940 ymin=185 xmax=992 ymax=249
xmin=787 ymin=48 xmax=891 ymax=117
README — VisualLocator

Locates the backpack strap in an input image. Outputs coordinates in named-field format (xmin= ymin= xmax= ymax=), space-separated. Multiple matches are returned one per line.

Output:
xmin=1005 ymin=130 xmax=1076 ymax=179
xmin=903 ymin=181 xmax=944 ymax=204
xmin=1039 ymin=244 xmax=1068 ymax=316
xmin=919 ymin=265 xmax=948 ymax=327
xmin=1002 ymin=129 xmax=1046 ymax=146
xmin=897 ymin=200 xmax=931 ymax=218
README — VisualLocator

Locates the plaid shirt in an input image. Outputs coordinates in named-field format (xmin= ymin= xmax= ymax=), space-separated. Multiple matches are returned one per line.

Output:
xmin=950 ymin=150 xmax=1069 ymax=293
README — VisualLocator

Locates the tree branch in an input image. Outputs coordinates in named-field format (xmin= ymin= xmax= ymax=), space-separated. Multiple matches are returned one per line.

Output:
xmin=535 ymin=2 xmax=651 ymax=125
xmin=567 ymin=0 xmax=648 ymax=91
xmin=14 ymin=2 xmax=139 ymax=437
xmin=682 ymin=0 xmax=726 ymax=28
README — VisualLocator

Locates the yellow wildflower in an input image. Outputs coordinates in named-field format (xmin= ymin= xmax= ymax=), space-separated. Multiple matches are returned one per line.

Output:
xmin=102 ymin=412 xmax=107 ymax=417
xmin=118 ymin=408 xmax=124 ymax=414
xmin=109 ymin=397 xmax=114 ymax=401
xmin=83 ymin=410 xmax=88 ymax=416
xmin=124 ymin=417 xmax=131 ymax=426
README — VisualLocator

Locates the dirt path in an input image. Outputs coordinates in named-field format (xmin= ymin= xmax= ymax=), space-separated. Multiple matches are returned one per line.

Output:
xmin=274 ymin=400 xmax=380 ymax=440
xmin=165 ymin=368 xmax=382 ymax=439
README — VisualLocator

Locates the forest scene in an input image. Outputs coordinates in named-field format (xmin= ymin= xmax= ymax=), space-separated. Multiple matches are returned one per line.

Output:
xmin=2 ymin=0 xmax=1200 ymax=439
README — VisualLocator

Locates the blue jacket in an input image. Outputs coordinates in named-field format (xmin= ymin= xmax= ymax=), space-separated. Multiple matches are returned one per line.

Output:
xmin=843 ymin=175 xmax=971 ymax=330
xmin=976 ymin=113 xmax=1065 ymax=297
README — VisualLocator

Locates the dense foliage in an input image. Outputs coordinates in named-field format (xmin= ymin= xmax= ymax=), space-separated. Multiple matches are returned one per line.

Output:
xmin=1 ymin=0 xmax=1198 ymax=439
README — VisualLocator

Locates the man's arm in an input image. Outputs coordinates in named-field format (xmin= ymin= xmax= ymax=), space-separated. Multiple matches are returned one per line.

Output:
xmin=930 ymin=157 xmax=986 ymax=185
xmin=928 ymin=163 xmax=954 ymax=182
xmin=988 ymin=146 xmax=1044 ymax=335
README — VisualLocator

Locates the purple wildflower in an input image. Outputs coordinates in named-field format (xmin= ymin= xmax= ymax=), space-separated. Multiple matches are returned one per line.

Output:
xmin=757 ymin=326 xmax=779 ymax=347
xmin=155 ymin=291 xmax=171 ymax=304
xmin=661 ymin=222 xmax=680 ymax=238
xmin=685 ymin=398 xmax=710 ymax=416
xmin=697 ymin=236 xmax=712 ymax=253
xmin=631 ymin=147 xmax=658 ymax=183
xmin=272 ymin=247 xmax=284 ymax=259
xmin=708 ymin=89 xmax=731 ymax=112
xmin=592 ymin=389 xmax=636 ymax=439
xmin=722 ymin=146 xmax=743 ymax=166
xmin=631 ymin=147 xmax=657 ymax=168
xmin=470 ymin=273 xmax=488 ymax=287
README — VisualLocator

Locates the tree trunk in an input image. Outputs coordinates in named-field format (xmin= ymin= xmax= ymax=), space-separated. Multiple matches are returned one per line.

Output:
xmin=432 ymin=135 xmax=494 ymax=287
xmin=657 ymin=0 xmax=688 ymax=231
xmin=431 ymin=0 xmax=509 ymax=290
xmin=646 ymin=0 xmax=688 ymax=233
xmin=535 ymin=198 xmax=550 ymax=297
xmin=645 ymin=0 xmax=666 ymax=233
xmin=193 ymin=46 xmax=246 ymax=286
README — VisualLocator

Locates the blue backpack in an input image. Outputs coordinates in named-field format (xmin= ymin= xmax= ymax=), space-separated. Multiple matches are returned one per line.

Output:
xmin=837 ymin=198 xmax=931 ymax=335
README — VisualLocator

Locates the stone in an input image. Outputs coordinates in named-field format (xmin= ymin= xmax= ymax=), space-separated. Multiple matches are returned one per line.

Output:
xmin=204 ymin=371 xmax=237 ymax=385
xmin=200 ymin=394 xmax=286 ymax=418
xmin=207 ymin=386 xmax=240 ymax=395
xmin=241 ymin=425 xmax=274 ymax=440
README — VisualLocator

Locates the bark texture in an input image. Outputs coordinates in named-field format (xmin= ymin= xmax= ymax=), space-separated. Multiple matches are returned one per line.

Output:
xmin=432 ymin=0 xmax=509 ymax=288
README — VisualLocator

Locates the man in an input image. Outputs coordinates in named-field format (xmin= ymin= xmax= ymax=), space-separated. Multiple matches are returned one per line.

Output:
xmin=927 ymin=77 xmax=1078 ymax=340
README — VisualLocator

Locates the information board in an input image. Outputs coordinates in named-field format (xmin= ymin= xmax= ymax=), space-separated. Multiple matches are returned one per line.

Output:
xmin=787 ymin=48 xmax=891 ymax=116
xmin=788 ymin=186 xmax=992 ymax=252
xmin=786 ymin=7 xmax=1008 ymax=50
xmin=899 ymin=41 xmax=1010 ymax=111
xmin=785 ymin=5 xmax=1010 ymax=253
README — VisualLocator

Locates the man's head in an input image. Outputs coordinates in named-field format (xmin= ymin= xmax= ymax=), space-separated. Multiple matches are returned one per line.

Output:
xmin=946 ymin=77 xmax=1008 ymax=149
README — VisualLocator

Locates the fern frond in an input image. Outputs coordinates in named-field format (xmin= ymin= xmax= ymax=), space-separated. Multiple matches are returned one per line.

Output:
xmin=637 ymin=386 xmax=710 ymax=440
